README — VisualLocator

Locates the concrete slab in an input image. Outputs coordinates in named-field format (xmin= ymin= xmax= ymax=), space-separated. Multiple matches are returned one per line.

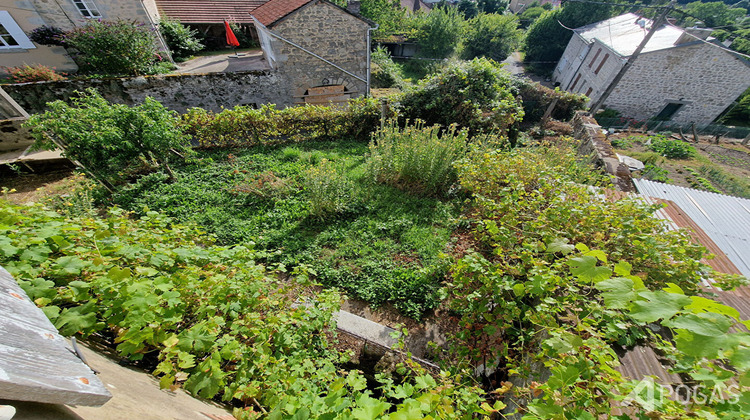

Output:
xmin=2 ymin=341 xmax=235 ymax=420
xmin=334 ymin=310 xmax=398 ymax=349
xmin=174 ymin=50 xmax=270 ymax=74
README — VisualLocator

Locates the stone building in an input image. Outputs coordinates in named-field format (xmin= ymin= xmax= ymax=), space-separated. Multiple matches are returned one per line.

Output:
xmin=1 ymin=0 xmax=167 ymax=75
xmin=552 ymin=13 xmax=750 ymax=126
xmin=252 ymin=0 xmax=376 ymax=105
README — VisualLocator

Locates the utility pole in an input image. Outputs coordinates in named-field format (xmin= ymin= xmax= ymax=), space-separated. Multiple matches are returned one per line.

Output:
xmin=589 ymin=0 xmax=676 ymax=115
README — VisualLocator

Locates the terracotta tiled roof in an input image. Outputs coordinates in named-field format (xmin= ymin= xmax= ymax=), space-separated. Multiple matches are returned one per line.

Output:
xmin=155 ymin=0 xmax=268 ymax=24
xmin=251 ymin=0 xmax=314 ymax=26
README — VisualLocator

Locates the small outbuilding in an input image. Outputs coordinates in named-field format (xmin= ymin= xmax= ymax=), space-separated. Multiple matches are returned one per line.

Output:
xmin=252 ymin=0 xmax=376 ymax=105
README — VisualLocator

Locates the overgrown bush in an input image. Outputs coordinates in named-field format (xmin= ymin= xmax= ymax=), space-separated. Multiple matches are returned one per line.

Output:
xmin=371 ymin=46 xmax=404 ymax=88
xmin=28 ymin=25 xmax=66 ymax=46
xmin=648 ymin=135 xmax=695 ymax=159
xmin=368 ymin=123 xmax=468 ymax=196
xmin=181 ymin=97 xmax=383 ymax=148
xmin=399 ymin=58 xmax=524 ymax=134
xmin=462 ymin=13 xmax=522 ymax=62
xmin=414 ymin=6 xmax=464 ymax=58
xmin=515 ymin=79 xmax=588 ymax=124
xmin=4 ymin=64 xmax=65 ymax=83
xmin=25 ymin=89 xmax=192 ymax=190
xmin=159 ymin=19 xmax=203 ymax=60
xmin=64 ymin=19 xmax=159 ymax=75
xmin=303 ymin=159 xmax=356 ymax=219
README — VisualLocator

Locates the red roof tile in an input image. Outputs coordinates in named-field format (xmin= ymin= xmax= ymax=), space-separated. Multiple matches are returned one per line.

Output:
xmin=251 ymin=0 xmax=314 ymax=26
xmin=155 ymin=0 xmax=268 ymax=24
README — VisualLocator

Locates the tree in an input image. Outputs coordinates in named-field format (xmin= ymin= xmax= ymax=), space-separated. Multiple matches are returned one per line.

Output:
xmin=360 ymin=0 xmax=410 ymax=38
xmin=462 ymin=13 xmax=522 ymax=62
xmin=523 ymin=2 xmax=613 ymax=73
xmin=458 ymin=0 xmax=480 ymax=18
xmin=680 ymin=1 xmax=747 ymax=29
xmin=478 ymin=0 xmax=507 ymax=13
xmin=415 ymin=6 xmax=465 ymax=58
xmin=519 ymin=6 xmax=546 ymax=28
xmin=159 ymin=19 xmax=204 ymax=60
xmin=26 ymin=89 xmax=193 ymax=191
xmin=400 ymin=58 xmax=524 ymax=134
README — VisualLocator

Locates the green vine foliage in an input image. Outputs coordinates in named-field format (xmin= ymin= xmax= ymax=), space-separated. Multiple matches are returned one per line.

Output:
xmin=443 ymin=140 xmax=750 ymax=418
xmin=0 ymin=199 xmax=499 ymax=419
xmin=181 ymin=98 xmax=383 ymax=149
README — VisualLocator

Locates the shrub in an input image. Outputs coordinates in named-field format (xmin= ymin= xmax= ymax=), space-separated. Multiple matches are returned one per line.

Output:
xmin=303 ymin=159 xmax=356 ymax=219
xmin=414 ymin=6 xmax=465 ymax=58
xmin=182 ymin=97 xmax=383 ymax=148
xmin=515 ymin=79 xmax=588 ymax=124
xmin=462 ymin=13 xmax=522 ymax=62
xmin=367 ymin=123 xmax=468 ymax=196
xmin=399 ymin=58 xmax=524 ymax=134
xmin=648 ymin=135 xmax=695 ymax=159
xmin=371 ymin=46 xmax=404 ymax=88
xmin=28 ymin=25 xmax=66 ymax=46
xmin=25 ymin=89 xmax=192 ymax=191
xmin=158 ymin=19 xmax=204 ymax=60
xmin=64 ymin=19 xmax=159 ymax=75
xmin=4 ymin=64 xmax=65 ymax=83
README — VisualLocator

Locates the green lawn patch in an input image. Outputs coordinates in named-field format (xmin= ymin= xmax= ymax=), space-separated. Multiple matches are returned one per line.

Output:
xmin=113 ymin=139 xmax=461 ymax=318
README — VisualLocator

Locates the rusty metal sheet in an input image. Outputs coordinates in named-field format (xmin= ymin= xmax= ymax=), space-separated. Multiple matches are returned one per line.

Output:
xmin=0 ymin=267 xmax=111 ymax=406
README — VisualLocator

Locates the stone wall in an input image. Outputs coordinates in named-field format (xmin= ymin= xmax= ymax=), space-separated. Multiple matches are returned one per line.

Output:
xmin=573 ymin=111 xmax=634 ymax=192
xmin=606 ymin=42 xmax=750 ymax=126
xmin=3 ymin=70 xmax=292 ymax=115
xmin=28 ymin=0 xmax=152 ymax=31
xmin=271 ymin=0 xmax=371 ymax=103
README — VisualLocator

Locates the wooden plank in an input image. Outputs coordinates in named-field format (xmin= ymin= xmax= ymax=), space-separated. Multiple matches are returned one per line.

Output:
xmin=0 ymin=267 xmax=112 ymax=407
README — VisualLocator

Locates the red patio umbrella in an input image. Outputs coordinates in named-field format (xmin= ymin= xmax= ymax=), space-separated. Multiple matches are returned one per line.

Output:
xmin=224 ymin=20 xmax=240 ymax=57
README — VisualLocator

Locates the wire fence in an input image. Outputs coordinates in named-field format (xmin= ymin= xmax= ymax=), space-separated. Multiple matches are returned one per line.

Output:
xmin=595 ymin=117 xmax=750 ymax=141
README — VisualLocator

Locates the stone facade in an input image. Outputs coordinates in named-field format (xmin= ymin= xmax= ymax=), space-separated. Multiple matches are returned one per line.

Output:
xmin=3 ymin=70 xmax=292 ymax=114
xmin=268 ymin=1 xmax=372 ymax=104
xmin=553 ymin=35 xmax=626 ymax=102
xmin=1 ymin=0 xmax=167 ymax=75
xmin=554 ymin=16 xmax=750 ymax=126
xmin=607 ymin=42 xmax=750 ymax=125
xmin=1 ymin=3 xmax=78 ymax=74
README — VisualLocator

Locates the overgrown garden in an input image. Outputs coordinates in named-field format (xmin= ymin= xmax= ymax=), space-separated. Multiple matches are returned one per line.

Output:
xmin=4 ymin=58 xmax=750 ymax=418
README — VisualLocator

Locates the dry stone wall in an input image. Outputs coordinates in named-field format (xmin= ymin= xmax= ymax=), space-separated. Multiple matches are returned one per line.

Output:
xmin=573 ymin=111 xmax=635 ymax=192
xmin=3 ymin=70 xmax=292 ymax=115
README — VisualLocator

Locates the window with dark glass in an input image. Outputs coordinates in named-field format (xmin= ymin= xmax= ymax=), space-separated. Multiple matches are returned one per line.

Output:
xmin=72 ymin=0 xmax=101 ymax=18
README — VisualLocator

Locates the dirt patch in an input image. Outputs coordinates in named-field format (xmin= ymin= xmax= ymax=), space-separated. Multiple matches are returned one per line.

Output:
xmin=608 ymin=131 xmax=750 ymax=197
xmin=0 ymin=164 xmax=76 ymax=204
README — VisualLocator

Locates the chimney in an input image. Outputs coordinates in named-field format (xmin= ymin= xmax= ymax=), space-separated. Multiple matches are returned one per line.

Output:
xmin=347 ymin=0 xmax=361 ymax=14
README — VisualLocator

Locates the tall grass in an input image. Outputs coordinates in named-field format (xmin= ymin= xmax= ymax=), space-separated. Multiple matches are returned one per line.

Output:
xmin=367 ymin=123 xmax=468 ymax=196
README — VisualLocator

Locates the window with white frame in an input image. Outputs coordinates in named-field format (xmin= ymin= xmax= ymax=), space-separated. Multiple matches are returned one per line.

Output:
xmin=0 ymin=11 xmax=35 ymax=49
xmin=71 ymin=0 xmax=101 ymax=18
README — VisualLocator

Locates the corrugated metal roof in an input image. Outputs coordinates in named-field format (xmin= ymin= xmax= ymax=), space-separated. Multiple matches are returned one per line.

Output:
xmin=633 ymin=179 xmax=750 ymax=279
xmin=155 ymin=0 xmax=268 ymax=23
xmin=576 ymin=13 xmax=688 ymax=56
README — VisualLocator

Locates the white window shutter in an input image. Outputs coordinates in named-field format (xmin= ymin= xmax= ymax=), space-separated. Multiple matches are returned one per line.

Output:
xmin=0 ymin=11 xmax=35 ymax=49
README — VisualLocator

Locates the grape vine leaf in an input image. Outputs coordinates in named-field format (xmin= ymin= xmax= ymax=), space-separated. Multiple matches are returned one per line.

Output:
xmin=687 ymin=296 xmax=741 ymax=320
xmin=546 ymin=238 xmax=575 ymax=255
xmin=596 ymin=277 xmax=636 ymax=309
xmin=665 ymin=313 xmax=732 ymax=337
xmin=629 ymin=291 xmax=691 ymax=324
xmin=352 ymin=394 xmax=391 ymax=420
xmin=568 ymin=255 xmax=612 ymax=283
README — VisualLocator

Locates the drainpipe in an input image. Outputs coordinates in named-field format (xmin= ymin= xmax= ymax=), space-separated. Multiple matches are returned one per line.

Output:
xmin=367 ymin=23 xmax=379 ymax=97
xmin=140 ymin=0 xmax=174 ymax=64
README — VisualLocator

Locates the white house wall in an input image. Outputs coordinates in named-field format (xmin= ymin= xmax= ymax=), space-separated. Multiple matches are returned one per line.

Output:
xmin=606 ymin=42 xmax=750 ymax=125
xmin=552 ymin=33 xmax=589 ymax=89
